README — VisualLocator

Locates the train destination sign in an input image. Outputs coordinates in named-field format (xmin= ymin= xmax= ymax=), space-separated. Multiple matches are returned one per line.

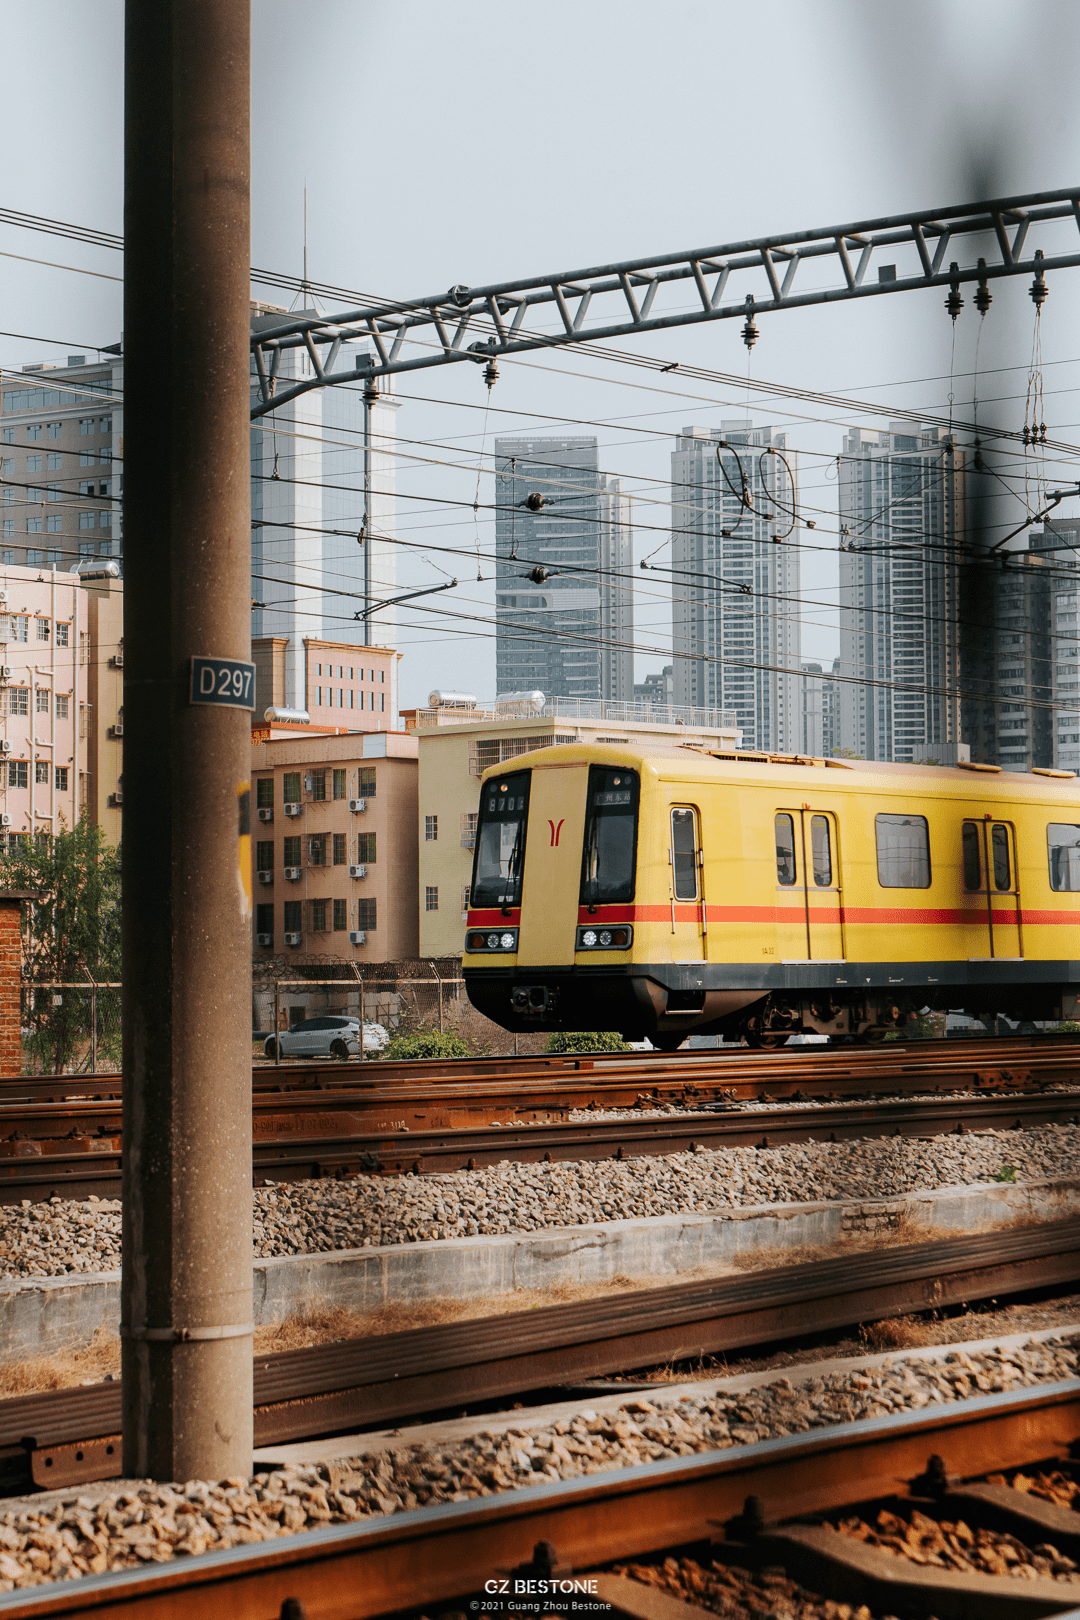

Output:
xmin=189 ymin=656 xmax=256 ymax=710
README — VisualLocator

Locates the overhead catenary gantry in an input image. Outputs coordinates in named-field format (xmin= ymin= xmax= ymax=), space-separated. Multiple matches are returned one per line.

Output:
xmin=249 ymin=185 xmax=1080 ymax=420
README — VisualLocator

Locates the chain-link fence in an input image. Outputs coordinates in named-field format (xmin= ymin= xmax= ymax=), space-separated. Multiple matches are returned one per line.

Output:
xmin=252 ymin=971 xmax=468 ymax=1063
xmin=20 ymin=980 xmax=122 ymax=1074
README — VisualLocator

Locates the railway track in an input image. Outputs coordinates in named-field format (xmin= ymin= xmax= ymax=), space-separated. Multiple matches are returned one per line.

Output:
xmin=5 ymin=1217 xmax=1080 ymax=1498
xmin=3 ymin=1364 xmax=1080 ymax=1617
xmin=2 ymin=1083 xmax=1078 ymax=1202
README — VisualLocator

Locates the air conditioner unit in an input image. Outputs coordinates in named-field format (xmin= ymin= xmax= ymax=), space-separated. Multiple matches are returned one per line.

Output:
xmin=349 ymin=863 xmax=367 ymax=879
xmin=284 ymin=866 xmax=301 ymax=880
xmin=349 ymin=798 xmax=367 ymax=813
xmin=256 ymin=932 xmax=273 ymax=947
xmin=0 ymin=668 xmax=11 ymax=681
xmin=284 ymin=931 xmax=302 ymax=947
xmin=257 ymin=806 xmax=273 ymax=823
xmin=0 ymin=814 xmax=10 ymax=828
xmin=111 ymin=652 xmax=123 ymax=668
xmin=348 ymin=930 xmax=366 ymax=945
xmin=0 ymin=741 xmax=11 ymax=755
xmin=0 ymin=592 xmax=8 ymax=605
xmin=110 ymin=722 xmax=123 ymax=737
xmin=257 ymin=870 xmax=273 ymax=885
xmin=110 ymin=790 xmax=123 ymax=806
xmin=284 ymin=803 xmax=301 ymax=817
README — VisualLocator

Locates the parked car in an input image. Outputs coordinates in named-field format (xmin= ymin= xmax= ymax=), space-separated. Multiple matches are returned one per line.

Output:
xmin=263 ymin=1015 xmax=388 ymax=1060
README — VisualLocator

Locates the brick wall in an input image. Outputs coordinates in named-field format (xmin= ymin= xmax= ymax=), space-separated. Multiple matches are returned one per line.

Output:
xmin=0 ymin=899 xmax=24 ymax=1074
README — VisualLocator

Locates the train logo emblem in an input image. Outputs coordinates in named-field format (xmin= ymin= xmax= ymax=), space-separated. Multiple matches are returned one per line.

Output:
xmin=548 ymin=818 xmax=565 ymax=847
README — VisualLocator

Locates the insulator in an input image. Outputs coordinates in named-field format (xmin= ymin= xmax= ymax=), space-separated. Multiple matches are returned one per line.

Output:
xmin=973 ymin=436 xmax=985 ymax=471
xmin=363 ymin=380 xmax=379 ymax=407
xmin=1022 ymin=425 xmax=1031 ymax=446
xmin=741 ymin=313 xmax=758 ymax=351
xmin=945 ymin=261 xmax=963 ymax=323
xmin=974 ymin=259 xmax=992 ymax=316
xmin=1030 ymin=249 xmax=1048 ymax=310
xmin=525 ymin=492 xmax=544 ymax=512
xmin=483 ymin=358 xmax=499 ymax=389
xmin=1040 ymin=422 xmax=1048 ymax=444
xmin=527 ymin=564 xmax=550 ymax=584
xmin=805 ymin=519 xmax=816 ymax=529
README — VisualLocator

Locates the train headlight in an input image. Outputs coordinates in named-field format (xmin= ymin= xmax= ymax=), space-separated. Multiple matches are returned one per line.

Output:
xmin=576 ymin=924 xmax=633 ymax=950
xmin=486 ymin=932 xmax=500 ymax=948
xmin=466 ymin=928 xmax=518 ymax=953
xmin=582 ymin=928 xmax=598 ymax=947
xmin=599 ymin=929 xmax=613 ymax=946
xmin=500 ymin=931 xmax=516 ymax=949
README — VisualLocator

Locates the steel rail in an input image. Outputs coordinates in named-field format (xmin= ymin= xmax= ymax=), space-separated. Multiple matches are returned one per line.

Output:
xmin=5 ymin=1218 xmax=1080 ymax=1495
xmin=3 ymin=1085 xmax=1080 ymax=1203
xmin=2 ymin=1380 xmax=1079 ymax=1618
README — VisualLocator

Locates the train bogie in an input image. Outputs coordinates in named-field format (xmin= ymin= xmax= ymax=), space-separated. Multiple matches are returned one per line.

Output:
xmin=462 ymin=745 xmax=1080 ymax=1046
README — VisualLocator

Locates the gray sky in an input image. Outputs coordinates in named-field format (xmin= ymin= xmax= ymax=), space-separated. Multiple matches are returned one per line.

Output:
xmin=3 ymin=0 xmax=1079 ymax=707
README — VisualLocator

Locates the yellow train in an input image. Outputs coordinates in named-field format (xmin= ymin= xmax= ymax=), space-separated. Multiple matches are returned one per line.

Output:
xmin=462 ymin=742 xmax=1080 ymax=1047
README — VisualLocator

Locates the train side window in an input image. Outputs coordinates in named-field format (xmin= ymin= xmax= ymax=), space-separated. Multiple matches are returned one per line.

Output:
xmin=774 ymin=813 xmax=797 ymax=886
xmin=991 ymin=824 xmax=1011 ymax=891
xmin=875 ymin=813 xmax=931 ymax=888
xmin=962 ymin=822 xmax=982 ymax=890
xmin=1048 ymin=823 xmax=1080 ymax=891
xmin=810 ymin=815 xmax=832 ymax=887
xmin=671 ymin=807 xmax=699 ymax=900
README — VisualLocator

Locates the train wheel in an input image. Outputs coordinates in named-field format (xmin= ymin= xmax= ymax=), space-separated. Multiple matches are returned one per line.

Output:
xmin=745 ymin=1030 xmax=789 ymax=1050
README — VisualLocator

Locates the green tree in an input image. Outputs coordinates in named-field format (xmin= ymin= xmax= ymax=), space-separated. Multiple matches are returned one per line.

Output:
xmin=2 ymin=818 xmax=121 ymax=1072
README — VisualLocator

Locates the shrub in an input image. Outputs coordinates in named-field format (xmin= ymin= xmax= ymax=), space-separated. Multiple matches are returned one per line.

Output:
xmin=380 ymin=1027 xmax=471 ymax=1062
xmin=543 ymin=1030 xmax=631 ymax=1054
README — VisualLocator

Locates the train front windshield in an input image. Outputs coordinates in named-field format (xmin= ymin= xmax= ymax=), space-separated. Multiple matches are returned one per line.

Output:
xmin=471 ymin=771 xmax=531 ymax=908
xmin=580 ymin=766 xmax=639 ymax=904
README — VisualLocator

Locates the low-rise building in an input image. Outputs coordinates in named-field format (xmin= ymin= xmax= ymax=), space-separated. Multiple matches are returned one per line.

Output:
xmin=252 ymin=635 xmax=399 ymax=729
xmin=250 ymin=729 xmax=418 ymax=963
xmin=405 ymin=695 xmax=742 ymax=959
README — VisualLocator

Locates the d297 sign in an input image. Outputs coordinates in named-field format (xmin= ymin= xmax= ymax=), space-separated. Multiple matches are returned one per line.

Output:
xmin=189 ymin=656 xmax=256 ymax=710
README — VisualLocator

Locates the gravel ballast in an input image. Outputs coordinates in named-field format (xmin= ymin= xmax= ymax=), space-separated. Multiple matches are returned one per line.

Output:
xmin=2 ymin=1124 xmax=1079 ymax=1277
xmin=1 ymin=1338 xmax=1077 ymax=1592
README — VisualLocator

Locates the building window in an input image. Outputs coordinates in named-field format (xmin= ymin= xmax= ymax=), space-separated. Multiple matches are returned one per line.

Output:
xmin=256 ymin=777 xmax=273 ymax=808
xmin=28 ymin=457 xmax=42 ymax=474
xmin=35 ymin=761 xmax=49 ymax=785
xmin=11 ymin=617 xmax=27 ymax=644
xmin=46 ymin=484 xmax=61 ymax=503
xmin=379 ymin=693 xmax=385 ymax=711
xmin=308 ymin=833 xmax=326 ymax=866
xmin=36 ymin=619 xmax=50 ymax=641
xmin=347 ymin=690 xmax=354 ymax=709
xmin=333 ymin=768 xmax=346 ymax=800
xmin=99 ymin=416 xmax=112 ymax=433
xmin=460 ymin=811 xmax=477 ymax=849
xmin=79 ymin=542 xmax=94 ymax=557
xmin=425 ymin=885 xmax=439 ymax=911
xmin=357 ymin=898 xmax=377 ymax=930
xmin=310 ymin=769 xmax=326 ymax=802
xmin=46 ymin=424 xmax=62 ymax=440
xmin=2 ymin=525 xmax=11 ymax=540
xmin=79 ymin=451 xmax=94 ymax=466
xmin=7 ymin=761 xmax=27 ymax=788
xmin=315 ymin=686 xmax=322 ymax=706
xmin=46 ymin=517 xmax=61 ymax=534
xmin=425 ymin=815 xmax=438 ymax=841
xmin=359 ymin=767 xmax=376 ymax=799
xmin=357 ymin=831 xmax=376 ymax=863
xmin=9 ymin=688 xmax=28 ymax=716
xmin=256 ymin=839 xmax=273 ymax=870
xmin=99 ymin=511 xmax=112 ymax=529
xmin=54 ymin=767 xmax=68 ymax=792
xmin=461 ymin=884 xmax=471 ymax=917
xmin=379 ymin=670 xmax=385 ymax=683
xmin=282 ymin=772 xmax=301 ymax=804
xmin=283 ymin=900 xmax=301 ymax=933
xmin=332 ymin=832 xmax=346 ymax=865
xmin=98 ymin=539 xmax=113 ymax=556
xmin=27 ymin=522 xmax=42 ymax=537
xmin=47 ymin=453 xmax=62 ymax=470
xmin=1 ymin=429 xmax=13 ymax=445
xmin=311 ymin=898 xmax=328 ymax=932
xmin=26 ymin=425 xmax=42 ymax=442
xmin=55 ymin=695 xmax=68 ymax=719
xmin=79 ymin=512 xmax=95 ymax=530
xmin=256 ymin=903 xmax=273 ymax=940
xmin=333 ymin=898 xmax=347 ymax=931
xmin=36 ymin=689 xmax=50 ymax=713
xmin=283 ymin=835 xmax=301 ymax=866
xmin=79 ymin=419 xmax=94 ymax=436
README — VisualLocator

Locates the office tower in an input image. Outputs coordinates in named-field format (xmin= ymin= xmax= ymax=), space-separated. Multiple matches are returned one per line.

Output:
xmin=670 ymin=422 xmax=800 ymax=749
xmin=494 ymin=437 xmax=633 ymax=702
xmin=800 ymin=662 xmax=823 ymax=755
xmin=838 ymin=424 xmax=965 ymax=762
xmin=1028 ymin=524 xmax=1080 ymax=770
xmin=0 ymin=353 xmax=122 ymax=573
xmin=250 ymin=308 xmax=399 ymax=716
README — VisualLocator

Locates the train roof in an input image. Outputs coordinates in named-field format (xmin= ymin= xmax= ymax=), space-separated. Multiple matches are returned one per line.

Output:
xmin=480 ymin=741 xmax=1080 ymax=798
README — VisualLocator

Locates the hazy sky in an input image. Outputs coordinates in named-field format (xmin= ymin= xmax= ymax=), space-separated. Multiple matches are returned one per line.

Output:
xmin=2 ymin=0 xmax=1079 ymax=707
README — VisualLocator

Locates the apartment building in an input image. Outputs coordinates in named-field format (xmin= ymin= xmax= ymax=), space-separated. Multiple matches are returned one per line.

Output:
xmin=406 ymin=696 xmax=741 ymax=958
xmin=252 ymin=635 xmax=399 ymax=728
xmin=670 ymin=423 xmax=801 ymax=751
xmin=0 ymin=354 xmax=122 ymax=575
xmin=838 ymin=423 xmax=965 ymax=762
xmin=250 ymin=730 xmax=418 ymax=963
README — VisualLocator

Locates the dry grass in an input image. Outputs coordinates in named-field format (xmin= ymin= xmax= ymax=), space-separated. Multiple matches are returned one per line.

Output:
xmin=0 ymin=1328 xmax=120 ymax=1398
xmin=858 ymin=1316 xmax=931 ymax=1352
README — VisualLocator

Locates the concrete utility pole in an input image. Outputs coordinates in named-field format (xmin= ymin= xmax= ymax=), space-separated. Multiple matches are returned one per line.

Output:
xmin=122 ymin=0 xmax=254 ymax=1479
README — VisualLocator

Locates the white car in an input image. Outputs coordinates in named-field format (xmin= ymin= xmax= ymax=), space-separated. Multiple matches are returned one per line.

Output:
xmin=263 ymin=1015 xmax=388 ymax=1060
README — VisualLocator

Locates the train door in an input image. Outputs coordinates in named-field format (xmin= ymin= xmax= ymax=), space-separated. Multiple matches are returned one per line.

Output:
xmin=961 ymin=819 xmax=1023 ymax=960
xmin=669 ymin=805 xmax=705 ymax=960
xmin=516 ymin=764 xmax=589 ymax=967
xmin=774 ymin=809 xmax=844 ymax=960
xmin=802 ymin=810 xmax=844 ymax=959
